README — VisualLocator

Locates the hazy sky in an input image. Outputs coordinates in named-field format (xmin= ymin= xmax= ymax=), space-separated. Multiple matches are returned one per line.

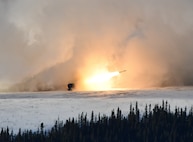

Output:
xmin=1 ymin=0 xmax=193 ymax=91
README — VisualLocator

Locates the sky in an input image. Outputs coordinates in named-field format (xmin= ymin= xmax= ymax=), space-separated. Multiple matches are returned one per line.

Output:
xmin=1 ymin=0 xmax=193 ymax=91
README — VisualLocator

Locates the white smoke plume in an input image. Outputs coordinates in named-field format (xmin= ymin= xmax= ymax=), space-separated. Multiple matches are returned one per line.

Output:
xmin=0 ymin=0 xmax=193 ymax=91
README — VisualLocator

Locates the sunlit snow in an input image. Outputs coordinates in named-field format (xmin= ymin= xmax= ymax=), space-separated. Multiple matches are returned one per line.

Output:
xmin=0 ymin=87 xmax=193 ymax=133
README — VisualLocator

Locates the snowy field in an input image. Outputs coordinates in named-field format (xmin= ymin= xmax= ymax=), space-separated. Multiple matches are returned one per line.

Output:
xmin=1 ymin=87 xmax=193 ymax=133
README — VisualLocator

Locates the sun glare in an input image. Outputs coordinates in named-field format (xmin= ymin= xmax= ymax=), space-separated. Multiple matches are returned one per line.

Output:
xmin=84 ymin=71 xmax=120 ymax=91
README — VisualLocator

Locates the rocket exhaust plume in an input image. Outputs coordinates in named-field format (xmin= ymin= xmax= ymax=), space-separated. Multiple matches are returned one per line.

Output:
xmin=83 ymin=71 xmax=120 ymax=91
xmin=1 ymin=0 xmax=193 ymax=91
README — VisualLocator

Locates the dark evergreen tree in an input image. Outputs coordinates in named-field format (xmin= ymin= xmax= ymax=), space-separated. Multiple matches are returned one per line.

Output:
xmin=1 ymin=101 xmax=193 ymax=142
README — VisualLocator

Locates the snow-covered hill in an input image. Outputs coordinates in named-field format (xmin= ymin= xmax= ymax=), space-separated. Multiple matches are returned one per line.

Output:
xmin=0 ymin=87 xmax=193 ymax=133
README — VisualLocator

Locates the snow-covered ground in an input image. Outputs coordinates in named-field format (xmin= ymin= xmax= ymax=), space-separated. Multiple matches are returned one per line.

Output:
xmin=0 ymin=87 xmax=193 ymax=133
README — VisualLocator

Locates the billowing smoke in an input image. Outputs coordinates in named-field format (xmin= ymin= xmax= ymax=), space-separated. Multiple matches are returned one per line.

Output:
xmin=1 ymin=0 xmax=193 ymax=91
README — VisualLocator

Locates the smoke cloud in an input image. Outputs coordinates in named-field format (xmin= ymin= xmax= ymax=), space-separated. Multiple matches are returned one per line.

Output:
xmin=1 ymin=0 xmax=193 ymax=91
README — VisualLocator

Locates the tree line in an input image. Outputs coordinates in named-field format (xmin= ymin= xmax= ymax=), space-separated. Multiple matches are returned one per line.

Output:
xmin=1 ymin=101 xmax=193 ymax=142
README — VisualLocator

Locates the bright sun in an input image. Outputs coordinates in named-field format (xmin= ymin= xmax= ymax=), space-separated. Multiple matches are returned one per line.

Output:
xmin=84 ymin=71 xmax=120 ymax=91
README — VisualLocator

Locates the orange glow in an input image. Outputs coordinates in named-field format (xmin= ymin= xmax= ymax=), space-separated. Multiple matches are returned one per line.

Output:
xmin=83 ymin=71 xmax=120 ymax=91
